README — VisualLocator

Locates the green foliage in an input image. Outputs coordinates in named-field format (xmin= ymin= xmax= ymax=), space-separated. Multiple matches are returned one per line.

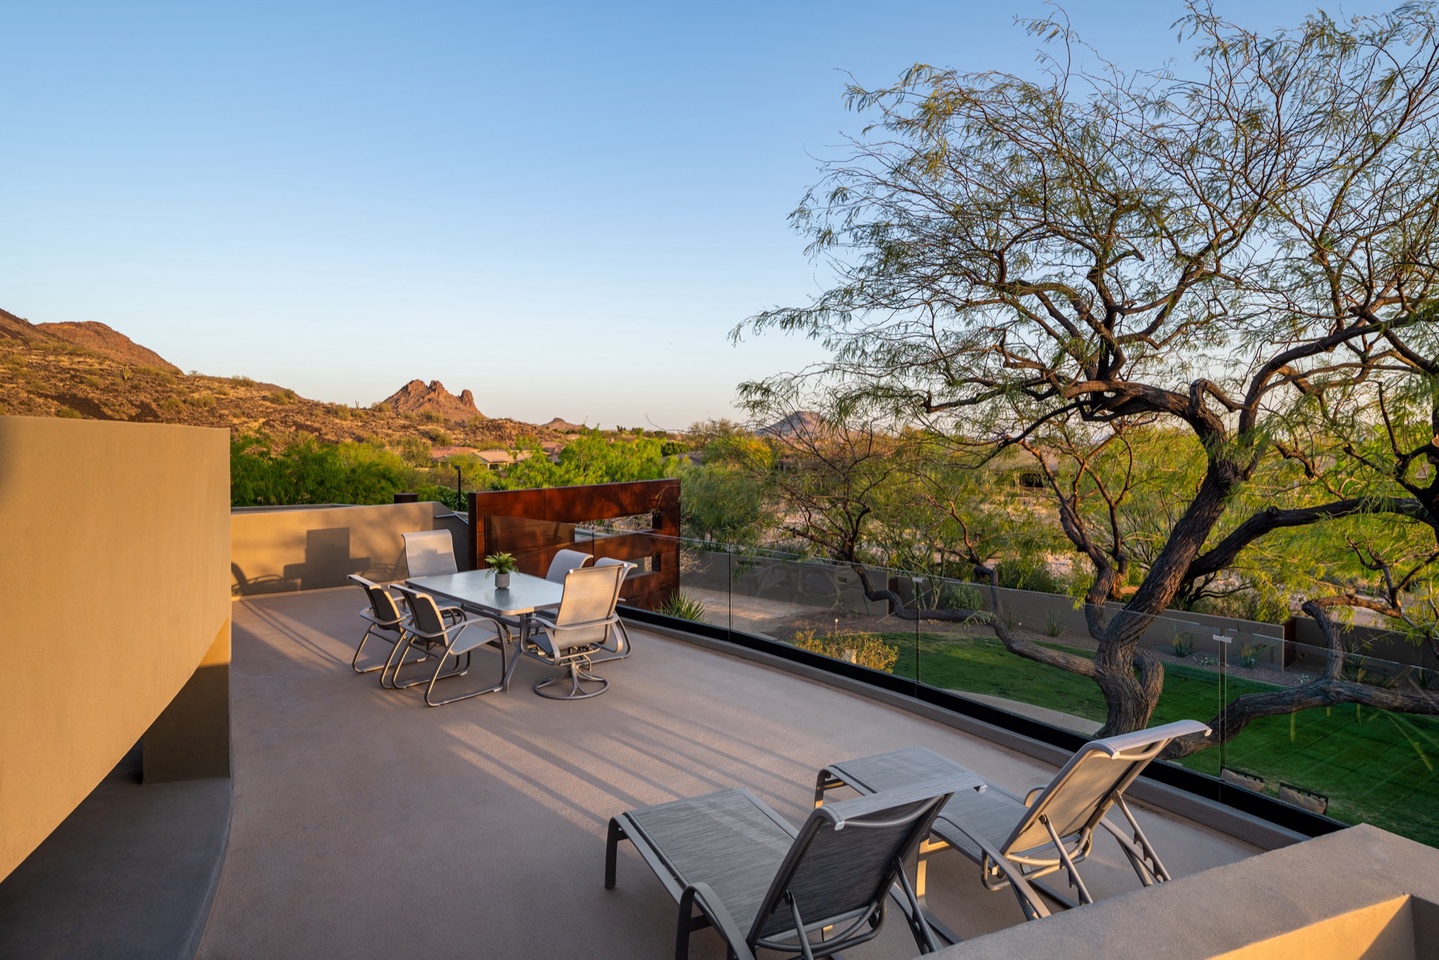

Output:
xmin=656 ymin=591 xmax=707 ymax=621
xmin=484 ymin=552 xmax=518 ymax=574
xmin=497 ymin=429 xmax=683 ymax=489
xmin=937 ymin=582 xmax=985 ymax=611
xmin=230 ymin=433 xmax=416 ymax=506
xmin=995 ymin=556 xmax=1064 ymax=594
xmin=791 ymin=629 xmax=899 ymax=673
xmin=679 ymin=462 xmax=773 ymax=546
xmin=1170 ymin=632 xmax=1197 ymax=658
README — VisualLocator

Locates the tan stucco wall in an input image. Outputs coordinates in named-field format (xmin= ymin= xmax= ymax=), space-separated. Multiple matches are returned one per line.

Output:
xmin=230 ymin=501 xmax=454 ymax=593
xmin=0 ymin=416 xmax=230 ymax=880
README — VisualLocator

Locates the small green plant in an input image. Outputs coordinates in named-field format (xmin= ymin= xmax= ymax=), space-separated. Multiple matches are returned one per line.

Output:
xmin=791 ymin=629 xmax=899 ymax=673
xmin=267 ymin=388 xmax=297 ymax=405
xmin=1170 ymin=632 xmax=1196 ymax=658
xmin=1043 ymin=612 xmax=1065 ymax=637
xmin=1237 ymin=642 xmax=1269 ymax=669
xmin=54 ymin=405 xmax=82 ymax=418
xmin=189 ymin=392 xmax=215 ymax=408
xmin=484 ymin=552 xmax=518 ymax=574
xmin=657 ymin=591 xmax=707 ymax=621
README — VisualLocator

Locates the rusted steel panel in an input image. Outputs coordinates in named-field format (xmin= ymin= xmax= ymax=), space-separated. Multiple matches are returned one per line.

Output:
xmin=466 ymin=479 xmax=682 ymax=608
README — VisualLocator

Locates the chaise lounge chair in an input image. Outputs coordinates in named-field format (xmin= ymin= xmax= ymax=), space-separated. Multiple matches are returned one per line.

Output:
xmin=605 ymin=775 xmax=979 ymax=960
xmin=815 ymin=719 xmax=1211 ymax=925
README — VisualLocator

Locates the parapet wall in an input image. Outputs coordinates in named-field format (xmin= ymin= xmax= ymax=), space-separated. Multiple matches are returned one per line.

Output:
xmin=230 ymin=501 xmax=466 ymax=594
xmin=0 ymin=416 xmax=231 ymax=880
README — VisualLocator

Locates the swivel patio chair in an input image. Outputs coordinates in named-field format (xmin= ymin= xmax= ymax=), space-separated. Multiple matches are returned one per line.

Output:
xmin=389 ymin=586 xmax=507 ymax=706
xmin=520 ymin=562 xmax=625 ymax=699
xmin=606 ymin=776 xmax=971 ymax=960
xmin=815 ymin=719 xmax=1212 ymax=923
xmin=544 ymin=547 xmax=594 ymax=583
xmin=588 ymin=557 xmax=634 ymax=662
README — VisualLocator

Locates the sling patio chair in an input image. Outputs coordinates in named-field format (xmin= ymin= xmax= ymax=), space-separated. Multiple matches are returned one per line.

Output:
xmin=544 ymin=547 xmax=594 ymax=583
xmin=402 ymin=529 xmax=459 ymax=577
xmin=387 ymin=586 xmax=507 ymax=706
xmin=520 ymin=562 xmax=626 ymax=700
xmin=346 ymin=574 xmax=423 ymax=676
xmin=588 ymin=557 xmax=634 ymax=662
xmin=606 ymin=775 xmax=977 ymax=960
xmin=815 ymin=719 xmax=1211 ymax=925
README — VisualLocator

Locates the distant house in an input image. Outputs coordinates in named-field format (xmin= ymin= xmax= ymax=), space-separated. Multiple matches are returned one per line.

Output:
xmin=429 ymin=446 xmax=480 ymax=461
xmin=474 ymin=449 xmax=533 ymax=470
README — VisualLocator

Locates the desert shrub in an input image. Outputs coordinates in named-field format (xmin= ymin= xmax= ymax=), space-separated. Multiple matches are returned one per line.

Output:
xmin=936 ymin=582 xmax=985 ymax=611
xmin=1044 ymin=612 xmax=1066 ymax=637
xmin=158 ymin=396 xmax=184 ymax=414
xmin=425 ymin=427 xmax=452 ymax=446
xmin=189 ymin=392 xmax=215 ymax=408
xmin=397 ymin=436 xmax=432 ymax=468
xmin=332 ymin=404 xmax=351 ymax=420
xmin=791 ymin=629 xmax=899 ymax=673
xmin=54 ymin=405 xmax=83 ymax=418
xmin=656 ymin=591 xmax=707 ymax=621
xmin=1170 ymin=632 xmax=1196 ymax=657
xmin=267 ymin=389 xmax=296 ymax=405
xmin=996 ymin=556 xmax=1065 ymax=594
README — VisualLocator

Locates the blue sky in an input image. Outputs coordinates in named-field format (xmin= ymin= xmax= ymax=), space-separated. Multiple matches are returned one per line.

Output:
xmin=0 ymin=1 xmax=1394 ymax=429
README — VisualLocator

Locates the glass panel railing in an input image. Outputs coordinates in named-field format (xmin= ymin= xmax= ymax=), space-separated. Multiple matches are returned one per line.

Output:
xmin=1182 ymin=637 xmax=1439 ymax=848
xmin=625 ymin=537 xmax=1439 ymax=847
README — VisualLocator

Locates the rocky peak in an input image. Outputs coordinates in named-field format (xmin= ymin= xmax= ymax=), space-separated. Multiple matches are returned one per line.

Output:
xmin=383 ymin=379 xmax=484 ymax=421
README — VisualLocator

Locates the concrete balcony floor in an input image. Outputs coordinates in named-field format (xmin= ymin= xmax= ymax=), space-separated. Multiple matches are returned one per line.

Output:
xmin=197 ymin=587 xmax=1260 ymax=960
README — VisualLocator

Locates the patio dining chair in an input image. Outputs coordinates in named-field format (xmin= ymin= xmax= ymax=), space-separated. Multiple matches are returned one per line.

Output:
xmin=605 ymin=776 xmax=970 ymax=960
xmin=347 ymin=574 xmax=420 ymax=675
xmin=589 ymin=557 xmax=634 ymax=662
xmin=544 ymin=548 xmax=594 ymax=583
xmin=520 ymin=562 xmax=626 ymax=699
xmin=815 ymin=719 xmax=1212 ymax=924
xmin=388 ymin=586 xmax=507 ymax=706
xmin=402 ymin=530 xmax=459 ymax=578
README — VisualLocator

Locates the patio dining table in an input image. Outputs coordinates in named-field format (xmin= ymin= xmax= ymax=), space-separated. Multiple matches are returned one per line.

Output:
xmin=405 ymin=570 xmax=564 ymax=692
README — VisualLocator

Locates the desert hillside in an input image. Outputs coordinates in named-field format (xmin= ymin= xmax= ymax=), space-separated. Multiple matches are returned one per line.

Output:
xmin=0 ymin=307 xmax=561 ymax=448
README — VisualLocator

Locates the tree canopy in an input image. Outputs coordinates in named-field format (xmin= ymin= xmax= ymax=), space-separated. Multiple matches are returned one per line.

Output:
xmin=737 ymin=2 xmax=1439 ymax=746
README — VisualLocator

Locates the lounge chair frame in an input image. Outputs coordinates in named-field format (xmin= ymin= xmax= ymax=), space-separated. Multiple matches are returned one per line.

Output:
xmin=815 ymin=720 xmax=1210 ymax=925
xmin=606 ymin=777 xmax=969 ymax=960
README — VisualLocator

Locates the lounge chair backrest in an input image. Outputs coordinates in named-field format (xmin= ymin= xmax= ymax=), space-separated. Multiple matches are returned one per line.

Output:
xmin=545 ymin=548 xmax=594 ymax=583
xmin=1002 ymin=719 xmax=1211 ymax=855
xmin=549 ymin=564 xmax=625 ymax=647
xmin=403 ymin=530 xmax=458 ymax=578
xmin=395 ymin=586 xmax=446 ymax=637
xmin=750 ymin=777 xmax=959 ymax=946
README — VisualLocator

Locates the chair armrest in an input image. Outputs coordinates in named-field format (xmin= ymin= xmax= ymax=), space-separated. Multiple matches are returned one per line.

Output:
xmin=677 ymin=881 xmax=757 ymax=960
xmin=944 ymin=821 xmax=1052 ymax=922
xmin=446 ymin=616 xmax=506 ymax=656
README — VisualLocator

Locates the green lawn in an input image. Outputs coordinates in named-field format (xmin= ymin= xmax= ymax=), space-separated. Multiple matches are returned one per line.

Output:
xmin=885 ymin=630 xmax=1439 ymax=847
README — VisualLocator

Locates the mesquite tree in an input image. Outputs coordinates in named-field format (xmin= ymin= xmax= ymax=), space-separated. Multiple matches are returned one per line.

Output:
xmin=737 ymin=4 xmax=1439 ymax=746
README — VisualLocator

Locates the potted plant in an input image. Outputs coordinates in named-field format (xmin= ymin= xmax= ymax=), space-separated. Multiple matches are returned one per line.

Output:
xmin=485 ymin=552 xmax=518 ymax=589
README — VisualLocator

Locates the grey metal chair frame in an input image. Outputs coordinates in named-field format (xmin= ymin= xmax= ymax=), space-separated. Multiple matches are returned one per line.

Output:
xmin=588 ymin=557 xmax=634 ymax=663
xmin=347 ymin=574 xmax=420 ymax=675
xmin=815 ymin=719 xmax=1211 ymax=924
xmin=388 ymin=586 xmax=506 ymax=706
xmin=522 ymin=563 xmax=626 ymax=700
xmin=606 ymin=777 xmax=968 ymax=960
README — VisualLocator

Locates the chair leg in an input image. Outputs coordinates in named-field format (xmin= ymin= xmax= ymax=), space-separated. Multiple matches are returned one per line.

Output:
xmin=533 ymin=663 xmax=608 ymax=700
